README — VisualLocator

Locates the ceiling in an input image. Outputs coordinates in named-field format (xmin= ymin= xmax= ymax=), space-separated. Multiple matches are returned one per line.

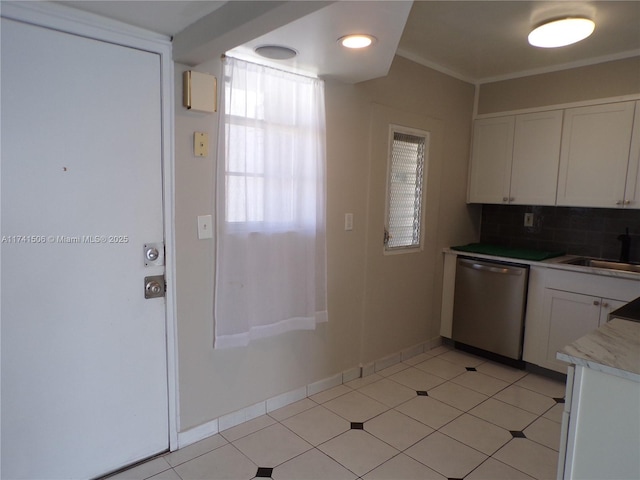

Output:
xmin=57 ymin=1 xmax=640 ymax=84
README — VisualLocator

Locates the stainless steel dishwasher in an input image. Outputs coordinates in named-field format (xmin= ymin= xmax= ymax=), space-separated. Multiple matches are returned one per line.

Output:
xmin=452 ymin=256 xmax=529 ymax=361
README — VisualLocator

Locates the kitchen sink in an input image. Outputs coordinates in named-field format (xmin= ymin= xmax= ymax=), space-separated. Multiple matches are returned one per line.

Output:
xmin=562 ymin=257 xmax=640 ymax=273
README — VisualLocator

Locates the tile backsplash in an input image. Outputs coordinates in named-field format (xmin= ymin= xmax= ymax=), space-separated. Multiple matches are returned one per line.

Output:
xmin=480 ymin=204 xmax=640 ymax=263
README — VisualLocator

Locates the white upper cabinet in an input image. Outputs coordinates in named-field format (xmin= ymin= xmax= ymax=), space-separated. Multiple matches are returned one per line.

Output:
xmin=468 ymin=111 xmax=562 ymax=205
xmin=557 ymin=101 xmax=637 ymax=208
xmin=624 ymin=101 xmax=640 ymax=208
xmin=468 ymin=116 xmax=514 ymax=204
xmin=510 ymin=111 xmax=563 ymax=205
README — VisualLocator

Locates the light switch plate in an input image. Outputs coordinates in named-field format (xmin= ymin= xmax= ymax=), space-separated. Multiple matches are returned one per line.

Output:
xmin=197 ymin=215 xmax=213 ymax=239
xmin=345 ymin=213 xmax=353 ymax=231
xmin=524 ymin=213 xmax=534 ymax=227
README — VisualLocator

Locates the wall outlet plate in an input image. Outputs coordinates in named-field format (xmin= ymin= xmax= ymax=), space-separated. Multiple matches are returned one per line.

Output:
xmin=524 ymin=213 xmax=534 ymax=227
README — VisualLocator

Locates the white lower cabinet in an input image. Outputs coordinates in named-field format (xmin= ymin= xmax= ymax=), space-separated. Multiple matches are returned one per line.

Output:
xmin=442 ymin=257 xmax=639 ymax=375
xmin=522 ymin=267 xmax=639 ymax=374
xmin=559 ymin=366 xmax=640 ymax=479
xmin=543 ymin=289 xmax=626 ymax=372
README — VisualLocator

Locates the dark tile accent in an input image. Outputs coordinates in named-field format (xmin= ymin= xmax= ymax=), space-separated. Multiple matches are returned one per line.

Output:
xmin=350 ymin=422 xmax=364 ymax=430
xmin=465 ymin=367 xmax=477 ymax=371
xmin=510 ymin=430 xmax=526 ymax=438
xmin=480 ymin=205 xmax=640 ymax=263
xmin=255 ymin=467 xmax=273 ymax=478
xmin=554 ymin=397 xmax=566 ymax=404
xmin=416 ymin=390 xmax=429 ymax=396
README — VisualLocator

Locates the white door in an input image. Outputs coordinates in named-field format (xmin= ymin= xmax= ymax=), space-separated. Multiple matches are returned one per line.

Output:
xmin=1 ymin=18 xmax=169 ymax=479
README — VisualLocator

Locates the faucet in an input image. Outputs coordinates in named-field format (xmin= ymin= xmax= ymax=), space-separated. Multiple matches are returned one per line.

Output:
xmin=617 ymin=227 xmax=631 ymax=263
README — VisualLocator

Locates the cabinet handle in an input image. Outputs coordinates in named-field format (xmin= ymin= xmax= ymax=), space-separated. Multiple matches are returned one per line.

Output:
xmin=616 ymin=200 xmax=623 ymax=205
xmin=510 ymin=197 xmax=515 ymax=202
xmin=593 ymin=300 xmax=600 ymax=306
xmin=602 ymin=302 xmax=609 ymax=308
xmin=624 ymin=200 xmax=632 ymax=205
xmin=502 ymin=197 xmax=509 ymax=202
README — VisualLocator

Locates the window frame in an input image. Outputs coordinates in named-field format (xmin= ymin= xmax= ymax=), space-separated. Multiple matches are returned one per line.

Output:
xmin=383 ymin=124 xmax=430 ymax=255
xmin=222 ymin=71 xmax=318 ymax=230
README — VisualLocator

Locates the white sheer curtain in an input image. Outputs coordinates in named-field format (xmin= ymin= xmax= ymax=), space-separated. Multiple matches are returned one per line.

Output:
xmin=214 ymin=56 xmax=327 ymax=348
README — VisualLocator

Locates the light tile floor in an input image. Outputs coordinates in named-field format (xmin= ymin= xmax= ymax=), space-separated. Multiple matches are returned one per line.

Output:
xmin=108 ymin=345 xmax=566 ymax=480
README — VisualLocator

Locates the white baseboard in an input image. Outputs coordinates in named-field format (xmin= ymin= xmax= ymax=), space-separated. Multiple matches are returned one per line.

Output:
xmin=266 ymin=387 xmax=307 ymax=413
xmin=342 ymin=366 xmax=361 ymax=383
xmin=177 ymin=337 xmax=444 ymax=450
xmin=425 ymin=336 xmax=443 ymax=352
xmin=307 ymin=373 xmax=342 ymax=396
xmin=177 ymin=418 xmax=219 ymax=449
xmin=402 ymin=343 xmax=426 ymax=361
xmin=375 ymin=352 xmax=402 ymax=372
xmin=361 ymin=362 xmax=375 ymax=377
xmin=218 ymin=401 xmax=267 ymax=432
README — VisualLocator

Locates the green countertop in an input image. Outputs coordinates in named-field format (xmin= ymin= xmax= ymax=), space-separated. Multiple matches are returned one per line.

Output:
xmin=451 ymin=243 xmax=565 ymax=262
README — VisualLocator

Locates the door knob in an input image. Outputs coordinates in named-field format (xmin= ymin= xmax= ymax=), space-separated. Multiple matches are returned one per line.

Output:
xmin=146 ymin=281 xmax=161 ymax=295
xmin=144 ymin=275 xmax=165 ymax=299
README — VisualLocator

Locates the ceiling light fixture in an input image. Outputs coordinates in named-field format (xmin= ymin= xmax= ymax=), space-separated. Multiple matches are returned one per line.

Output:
xmin=254 ymin=45 xmax=297 ymax=60
xmin=528 ymin=17 xmax=595 ymax=48
xmin=339 ymin=34 xmax=376 ymax=49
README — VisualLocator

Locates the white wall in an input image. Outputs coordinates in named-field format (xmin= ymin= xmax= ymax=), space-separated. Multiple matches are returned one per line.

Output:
xmin=478 ymin=56 xmax=640 ymax=114
xmin=173 ymin=55 xmax=478 ymax=431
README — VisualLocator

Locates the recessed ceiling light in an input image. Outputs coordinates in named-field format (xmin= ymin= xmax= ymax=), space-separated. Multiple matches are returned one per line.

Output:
xmin=528 ymin=17 xmax=595 ymax=48
xmin=339 ymin=34 xmax=376 ymax=49
xmin=254 ymin=45 xmax=298 ymax=60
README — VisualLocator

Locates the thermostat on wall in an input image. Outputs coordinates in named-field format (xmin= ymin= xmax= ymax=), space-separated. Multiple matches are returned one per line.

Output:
xmin=183 ymin=70 xmax=217 ymax=113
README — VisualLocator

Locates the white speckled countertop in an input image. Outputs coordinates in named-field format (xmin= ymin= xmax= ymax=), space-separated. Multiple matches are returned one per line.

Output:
xmin=557 ymin=319 xmax=640 ymax=382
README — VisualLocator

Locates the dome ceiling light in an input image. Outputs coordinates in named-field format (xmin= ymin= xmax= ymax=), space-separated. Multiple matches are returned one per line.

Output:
xmin=254 ymin=45 xmax=298 ymax=60
xmin=339 ymin=34 xmax=376 ymax=49
xmin=528 ymin=17 xmax=595 ymax=48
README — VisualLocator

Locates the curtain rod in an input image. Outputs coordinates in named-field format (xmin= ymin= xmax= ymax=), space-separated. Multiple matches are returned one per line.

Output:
xmin=220 ymin=53 xmax=320 ymax=81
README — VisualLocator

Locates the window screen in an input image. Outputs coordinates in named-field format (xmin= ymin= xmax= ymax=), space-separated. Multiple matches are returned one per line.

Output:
xmin=385 ymin=128 xmax=428 ymax=251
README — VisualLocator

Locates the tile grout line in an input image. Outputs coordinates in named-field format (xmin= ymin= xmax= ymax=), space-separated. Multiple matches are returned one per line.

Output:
xmin=136 ymin=345 xmax=564 ymax=480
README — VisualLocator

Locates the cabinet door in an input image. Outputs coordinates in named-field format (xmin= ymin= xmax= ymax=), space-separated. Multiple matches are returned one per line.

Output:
xmin=468 ymin=116 xmax=514 ymax=204
xmin=510 ymin=110 xmax=563 ymax=206
xmin=544 ymin=289 xmax=600 ymax=372
xmin=557 ymin=102 xmax=636 ymax=208
xmin=623 ymin=100 xmax=640 ymax=208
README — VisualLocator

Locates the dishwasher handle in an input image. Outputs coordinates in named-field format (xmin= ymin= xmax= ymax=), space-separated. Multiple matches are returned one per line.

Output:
xmin=458 ymin=258 xmax=524 ymax=276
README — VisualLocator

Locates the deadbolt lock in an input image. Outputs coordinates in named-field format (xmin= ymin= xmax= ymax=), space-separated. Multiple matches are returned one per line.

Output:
xmin=144 ymin=243 xmax=164 ymax=267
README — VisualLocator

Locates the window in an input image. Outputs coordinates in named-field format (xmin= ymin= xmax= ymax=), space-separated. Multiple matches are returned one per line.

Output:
xmin=214 ymin=56 xmax=327 ymax=348
xmin=384 ymin=126 xmax=429 ymax=252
